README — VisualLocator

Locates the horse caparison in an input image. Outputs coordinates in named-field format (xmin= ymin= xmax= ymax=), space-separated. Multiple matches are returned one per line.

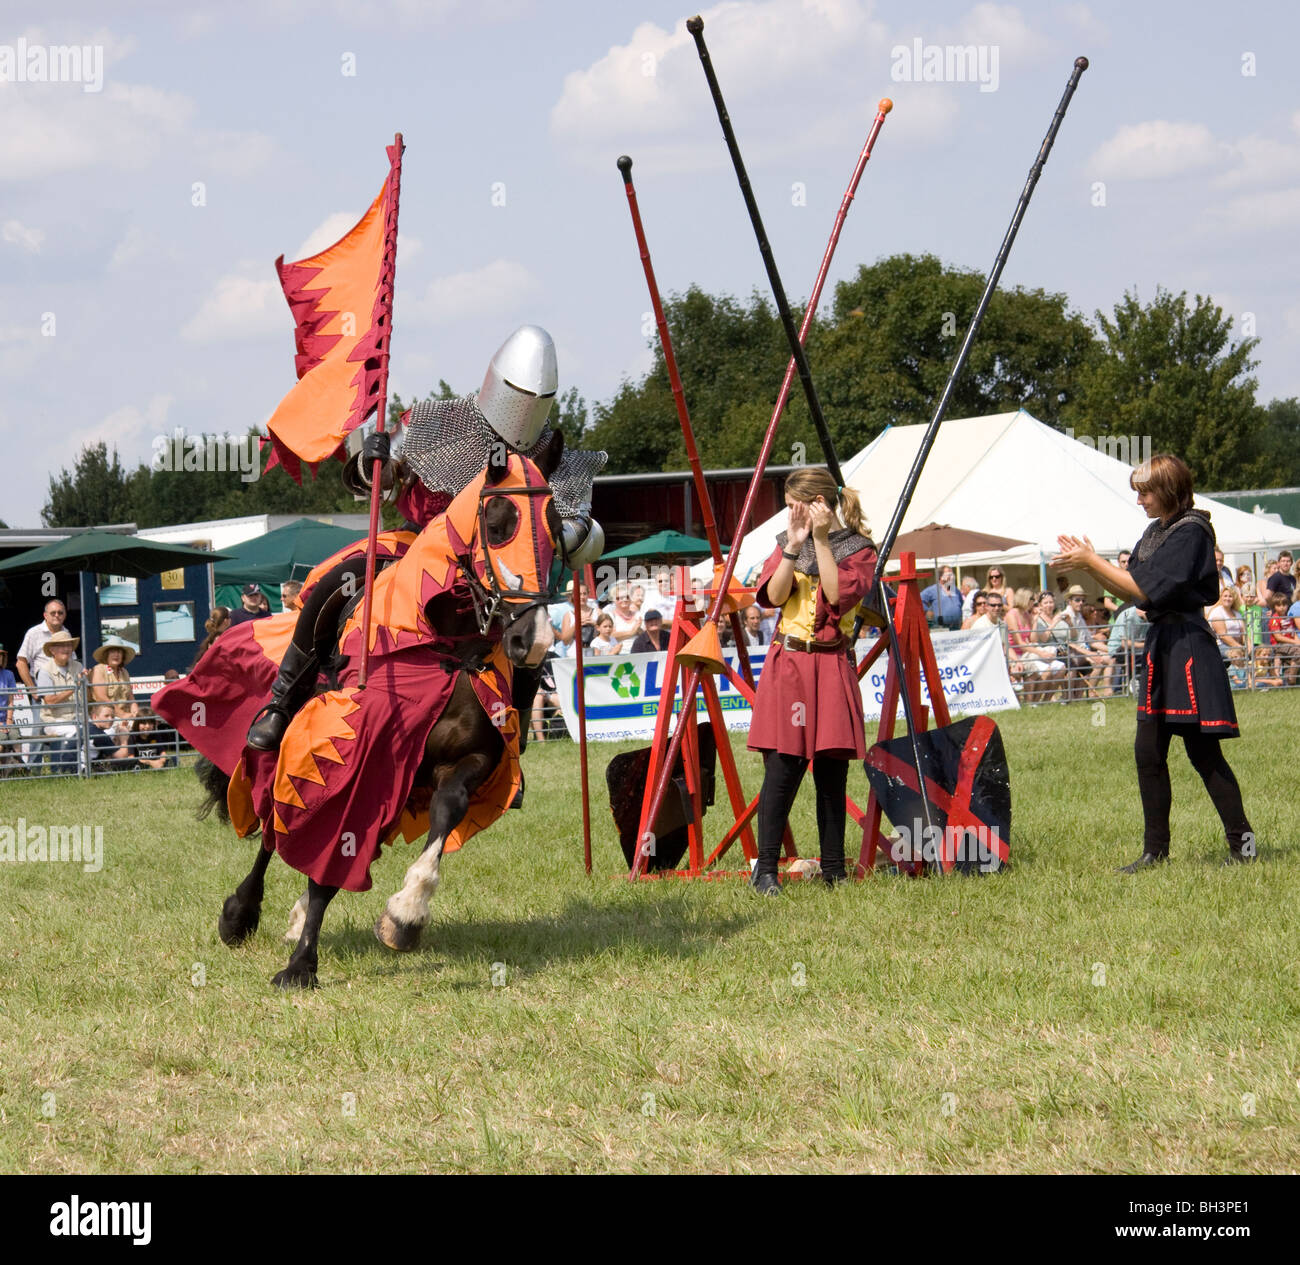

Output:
xmin=207 ymin=438 xmax=563 ymax=988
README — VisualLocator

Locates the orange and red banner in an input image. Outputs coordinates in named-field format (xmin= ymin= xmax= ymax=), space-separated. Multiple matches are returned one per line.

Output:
xmin=264 ymin=137 xmax=403 ymax=481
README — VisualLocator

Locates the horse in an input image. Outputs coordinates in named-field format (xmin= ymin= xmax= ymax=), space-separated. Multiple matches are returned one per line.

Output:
xmin=183 ymin=440 xmax=563 ymax=988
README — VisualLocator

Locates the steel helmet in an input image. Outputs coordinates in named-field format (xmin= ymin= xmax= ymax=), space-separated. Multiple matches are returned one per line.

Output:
xmin=477 ymin=325 xmax=558 ymax=451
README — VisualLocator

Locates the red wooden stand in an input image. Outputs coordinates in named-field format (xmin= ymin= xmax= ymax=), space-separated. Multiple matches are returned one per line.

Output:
xmin=628 ymin=567 xmax=797 ymax=879
xmin=852 ymin=551 xmax=951 ymax=875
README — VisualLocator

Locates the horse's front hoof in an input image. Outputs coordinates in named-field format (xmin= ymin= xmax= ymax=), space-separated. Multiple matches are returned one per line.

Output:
xmin=374 ymin=911 xmax=423 ymax=953
xmin=272 ymin=964 xmax=318 ymax=990
xmin=218 ymin=894 xmax=259 ymax=946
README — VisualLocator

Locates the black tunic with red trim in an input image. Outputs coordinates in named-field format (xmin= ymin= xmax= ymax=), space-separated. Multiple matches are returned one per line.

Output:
xmin=1126 ymin=508 xmax=1238 ymax=737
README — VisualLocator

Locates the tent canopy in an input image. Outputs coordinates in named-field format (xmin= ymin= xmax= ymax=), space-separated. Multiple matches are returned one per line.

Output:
xmin=709 ymin=410 xmax=1300 ymax=584
xmin=601 ymin=529 xmax=714 ymax=560
xmin=0 ymin=530 xmax=230 ymax=578
xmin=211 ymin=518 xmax=361 ymax=586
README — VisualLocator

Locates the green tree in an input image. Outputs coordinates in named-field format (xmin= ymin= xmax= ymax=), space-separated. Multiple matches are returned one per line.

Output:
xmin=819 ymin=254 xmax=1097 ymax=453
xmin=1068 ymin=288 xmax=1265 ymax=489
xmin=586 ymin=260 xmax=1098 ymax=473
xmin=43 ymin=442 xmax=135 ymax=527
xmin=1252 ymin=397 xmax=1300 ymax=487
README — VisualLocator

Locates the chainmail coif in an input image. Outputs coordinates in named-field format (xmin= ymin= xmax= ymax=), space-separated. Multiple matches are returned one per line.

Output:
xmin=402 ymin=394 xmax=607 ymax=518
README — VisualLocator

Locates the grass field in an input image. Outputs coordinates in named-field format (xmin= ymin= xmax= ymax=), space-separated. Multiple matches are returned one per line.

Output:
xmin=1 ymin=692 xmax=1297 ymax=1173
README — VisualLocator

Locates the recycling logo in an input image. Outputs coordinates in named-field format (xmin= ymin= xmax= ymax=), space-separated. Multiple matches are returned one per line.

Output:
xmin=611 ymin=663 xmax=642 ymax=698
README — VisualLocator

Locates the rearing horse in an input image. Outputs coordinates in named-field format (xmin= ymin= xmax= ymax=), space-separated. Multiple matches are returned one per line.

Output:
xmin=158 ymin=440 xmax=564 ymax=988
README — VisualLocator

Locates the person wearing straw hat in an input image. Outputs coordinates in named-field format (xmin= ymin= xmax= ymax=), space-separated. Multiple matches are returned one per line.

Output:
xmin=91 ymin=636 xmax=139 ymax=722
xmin=35 ymin=629 xmax=82 ymax=771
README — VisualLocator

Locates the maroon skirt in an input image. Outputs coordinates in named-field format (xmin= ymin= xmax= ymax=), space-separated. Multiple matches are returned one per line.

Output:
xmin=747 ymin=642 xmax=866 ymax=760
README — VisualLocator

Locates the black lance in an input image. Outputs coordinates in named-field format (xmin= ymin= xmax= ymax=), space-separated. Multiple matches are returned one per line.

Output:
xmin=686 ymin=13 xmax=940 ymax=844
xmin=855 ymin=55 xmax=1090 ymax=863
xmin=871 ymin=56 xmax=1091 ymax=573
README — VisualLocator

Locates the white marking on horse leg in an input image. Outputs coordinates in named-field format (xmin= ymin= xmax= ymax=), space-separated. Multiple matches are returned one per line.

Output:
xmin=385 ymin=837 xmax=446 ymax=928
xmin=283 ymin=890 xmax=309 ymax=944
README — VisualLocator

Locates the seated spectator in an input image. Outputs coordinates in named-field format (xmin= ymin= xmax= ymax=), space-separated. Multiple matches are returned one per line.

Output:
xmin=91 ymin=636 xmax=140 ymax=723
xmin=959 ymin=575 xmax=979 ymax=620
xmin=983 ymin=567 xmax=1013 ymax=612
xmin=1235 ymin=564 xmax=1258 ymax=617
xmin=87 ymin=703 xmax=134 ymax=772
xmin=16 ymin=597 xmax=78 ymax=695
xmin=0 ymin=642 xmax=19 ymax=755
xmin=35 ymin=629 xmax=82 ymax=771
xmin=631 ymin=609 xmax=670 ymax=654
xmin=646 ymin=566 xmax=680 ymax=621
xmin=1005 ymin=590 xmax=1061 ymax=701
xmin=1207 ymin=584 xmax=1248 ymax=673
xmin=1102 ymin=550 xmax=1132 ymax=615
xmin=740 ymin=604 xmax=767 ymax=647
xmin=1265 ymin=591 xmax=1300 ymax=685
xmin=969 ymin=591 xmax=1005 ymax=630
xmin=1257 ymin=559 xmax=1278 ymax=608
xmin=1267 ymin=550 xmax=1296 ymax=605
xmin=529 ymin=655 xmax=563 ymax=744
xmin=228 ymin=584 xmax=271 ymax=627
xmin=921 ymin=565 xmax=963 ymax=631
xmin=558 ymin=582 xmax=601 ymax=656
xmin=129 ymin=714 xmax=176 ymax=770
xmin=602 ymin=585 xmax=642 ymax=649
xmin=588 ymin=614 xmax=619 ymax=655
xmin=1057 ymin=585 xmax=1108 ymax=699
xmin=1080 ymin=602 xmax=1115 ymax=695
xmin=1106 ymin=603 xmax=1148 ymax=693
xmin=961 ymin=592 xmax=988 ymax=630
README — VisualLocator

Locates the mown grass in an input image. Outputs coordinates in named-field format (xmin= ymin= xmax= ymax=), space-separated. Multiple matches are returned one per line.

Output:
xmin=0 ymin=692 xmax=1296 ymax=1173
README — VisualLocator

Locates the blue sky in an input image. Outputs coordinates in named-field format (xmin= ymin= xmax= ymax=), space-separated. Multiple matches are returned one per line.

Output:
xmin=2 ymin=0 xmax=1297 ymax=527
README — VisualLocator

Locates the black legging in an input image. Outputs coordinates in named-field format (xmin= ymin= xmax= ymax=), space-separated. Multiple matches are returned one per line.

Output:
xmin=756 ymin=752 xmax=849 ymax=874
xmin=289 ymin=558 xmax=369 ymax=656
xmin=1134 ymin=719 xmax=1251 ymax=852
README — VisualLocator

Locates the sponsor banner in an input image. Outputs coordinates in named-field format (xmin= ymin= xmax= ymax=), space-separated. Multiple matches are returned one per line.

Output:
xmin=551 ymin=627 xmax=1017 ymax=743
xmin=861 ymin=626 xmax=1020 ymax=722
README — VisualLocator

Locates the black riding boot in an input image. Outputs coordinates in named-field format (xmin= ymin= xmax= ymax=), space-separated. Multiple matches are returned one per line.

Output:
xmin=246 ymin=643 xmax=319 ymax=751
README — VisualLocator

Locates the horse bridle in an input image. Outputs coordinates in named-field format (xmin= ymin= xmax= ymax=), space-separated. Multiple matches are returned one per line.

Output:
xmin=456 ymin=482 xmax=562 ymax=637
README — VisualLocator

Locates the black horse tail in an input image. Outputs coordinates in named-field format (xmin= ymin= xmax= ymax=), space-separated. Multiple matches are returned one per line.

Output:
xmin=195 ymin=755 xmax=232 ymax=825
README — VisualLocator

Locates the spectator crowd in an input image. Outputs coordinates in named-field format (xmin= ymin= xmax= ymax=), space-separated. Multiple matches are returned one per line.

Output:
xmin=920 ymin=548 xmax=1300 ymax=701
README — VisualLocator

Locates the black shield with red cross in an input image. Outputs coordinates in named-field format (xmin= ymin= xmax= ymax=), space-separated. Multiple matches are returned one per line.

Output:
xmin=863 ymin=716 xmax=1011 ymax=874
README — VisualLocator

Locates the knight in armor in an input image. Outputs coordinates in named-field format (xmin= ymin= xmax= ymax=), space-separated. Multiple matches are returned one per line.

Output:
xmin=246 ymin=325 xmax=607 ymax=751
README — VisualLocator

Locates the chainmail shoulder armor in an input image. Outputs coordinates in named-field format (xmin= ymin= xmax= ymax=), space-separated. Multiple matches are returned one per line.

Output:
xmin=1133 ymin=508 xmax=1214 ymax=564
xmin=775 ymin=526 xmax=876 ymax=578
xmin=402 ymin=394 xmax=607 ymax=517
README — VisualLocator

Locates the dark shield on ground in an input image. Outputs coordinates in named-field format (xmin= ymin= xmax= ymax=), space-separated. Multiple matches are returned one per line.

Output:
xmin=606 ymin=723 xmax=717 ymax=871
xmin=863 ymin=715 xmax=1011 ymax=874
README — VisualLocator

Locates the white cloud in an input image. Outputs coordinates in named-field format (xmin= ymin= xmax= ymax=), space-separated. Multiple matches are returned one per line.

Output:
xmin=1057 ymin=2 xmax=1108 ymax=44
xmin=411 ymin=259 xmax=541 ymax=325
xmin=51 ymin=393 xmax=175 ymax=477
xmin=1213 ymin=133 xmax=1300 ymax=191
xmin=1088 ymin=121 xmax=1229 ymax=181
xmin=293 ymin=212 xmax=364 ymax=261
xmin=1216 ymin=187 xmax=1300 ymax=234
xmin=550 ymin=0 xmax=896 ymax=172
xmin=180 ymin=266 xmax=286 ymax=343
xmin=2 ymin=219 xmax=44 ymax=253
xmin=940 ymin=3 xmax=1051 ymax=60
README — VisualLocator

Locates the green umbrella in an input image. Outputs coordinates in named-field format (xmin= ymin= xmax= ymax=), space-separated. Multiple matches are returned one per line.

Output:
xmin=601 ymin=529 xmax=715 ymax=560
xmin=0 ymin=530 xmax=230 ymax=578
xmin=212 ymin=518 xmax=361 ymax=586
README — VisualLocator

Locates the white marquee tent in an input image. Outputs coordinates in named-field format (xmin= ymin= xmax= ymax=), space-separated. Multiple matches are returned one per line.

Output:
xmin=706 ymin=410 xmax=1300 ymax=585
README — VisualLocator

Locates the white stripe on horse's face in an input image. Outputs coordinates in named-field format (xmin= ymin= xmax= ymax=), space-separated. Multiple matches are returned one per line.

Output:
xmin=523 ymin=606 xmax=553 ymax=666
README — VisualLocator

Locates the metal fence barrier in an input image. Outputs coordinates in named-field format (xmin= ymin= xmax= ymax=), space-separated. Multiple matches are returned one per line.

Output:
xmin=0 ymin=679 xmax=192 ymax=780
